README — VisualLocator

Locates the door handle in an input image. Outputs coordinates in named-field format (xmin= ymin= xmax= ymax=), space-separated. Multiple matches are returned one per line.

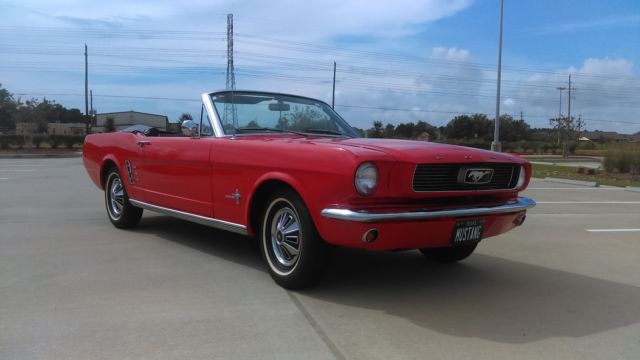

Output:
xmin=137 ymin=140 xmax=151 ymax=147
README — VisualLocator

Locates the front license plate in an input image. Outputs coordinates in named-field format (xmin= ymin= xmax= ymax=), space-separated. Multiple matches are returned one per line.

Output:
xmin=452 ymin=219 xmax=485 ymax=245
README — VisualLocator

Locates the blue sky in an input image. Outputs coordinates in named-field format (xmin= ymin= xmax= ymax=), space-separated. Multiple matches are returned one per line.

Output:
xmin=0 ymin=0 xmax=638 ymax=133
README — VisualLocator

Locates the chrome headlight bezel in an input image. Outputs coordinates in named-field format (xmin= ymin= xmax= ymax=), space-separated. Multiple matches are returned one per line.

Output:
xmin=354 ymin=162 xmax=378 ymax=196
xmin=515 ymin=165 xmax=527 ymax=190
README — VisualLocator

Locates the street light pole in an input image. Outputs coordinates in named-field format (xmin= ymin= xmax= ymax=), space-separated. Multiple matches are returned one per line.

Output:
xmin=491 ymin=0 xmax=504 ymax=152
xmin=556 ymin=86 xmax=566 ymax=117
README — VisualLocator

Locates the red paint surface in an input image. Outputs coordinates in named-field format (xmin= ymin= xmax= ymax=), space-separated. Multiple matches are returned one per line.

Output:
xmin=83 ymin=132 xmax=532 ymax=250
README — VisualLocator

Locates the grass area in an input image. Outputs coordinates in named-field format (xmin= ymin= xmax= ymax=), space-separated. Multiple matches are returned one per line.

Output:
xmin=532 ymin=163 xmax=640 ymax=188
xmin=526 ymin=156 xmax=601 ymax=163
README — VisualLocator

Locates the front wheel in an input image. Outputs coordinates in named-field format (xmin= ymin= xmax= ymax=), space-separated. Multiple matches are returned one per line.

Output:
xmin=419 ymin=243 xmax=478 ymax=263
xmin=259 ymin=189 xmax=329 ymax=289
xmin=105 ymin=168 xmax=143 ymax=229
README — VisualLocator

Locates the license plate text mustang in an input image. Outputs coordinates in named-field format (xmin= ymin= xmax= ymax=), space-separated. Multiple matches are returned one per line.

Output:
xmin=83 ymin=90 xmax=535 ymax=289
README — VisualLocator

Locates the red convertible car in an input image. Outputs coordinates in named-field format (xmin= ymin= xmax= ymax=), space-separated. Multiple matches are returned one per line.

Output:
xmin=83 ymin=90 xmax=535 ymax=289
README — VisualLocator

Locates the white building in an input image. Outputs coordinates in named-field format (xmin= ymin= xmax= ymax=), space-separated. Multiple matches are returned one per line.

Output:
xmin=94 ymin=111 xmax=168 ymax=132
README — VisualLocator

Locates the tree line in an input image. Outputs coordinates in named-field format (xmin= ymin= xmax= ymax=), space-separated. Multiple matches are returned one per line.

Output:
xmin=361 ymin=114 xmax=534 ymax=142
xmin=0 ymin=84 xmax=88 ymax=134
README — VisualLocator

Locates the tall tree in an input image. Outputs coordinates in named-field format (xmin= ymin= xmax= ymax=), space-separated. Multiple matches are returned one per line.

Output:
xmin=444 ymin=114 xmax=491 ymax=140
xmin=495 ymin=115 xmax=531 ymax=142
xmin=179 ymin=113 xmax=193 ymax=121
xmin=549 ymin=115 xmax=583 ymax=157
xmin=367 ymin=121 xmax=384 ymax=138
xmin=104 ymin=116 xmax=116 ymax=132
xmin=0 ymin=84 xmax=16 ymax=132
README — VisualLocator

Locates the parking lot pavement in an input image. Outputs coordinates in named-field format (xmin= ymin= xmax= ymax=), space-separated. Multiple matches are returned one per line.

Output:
xmin=1 ymin=159 xmax=639 ymax=360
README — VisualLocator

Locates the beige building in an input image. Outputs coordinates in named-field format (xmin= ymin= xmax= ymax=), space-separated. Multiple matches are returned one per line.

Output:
xmin=15 ymin=122 xmax=39 ymax=135
xmin=94 ymin=111 xmax=168 ymax=132
xmin=47 ymin=122 xmax=87 ymax=135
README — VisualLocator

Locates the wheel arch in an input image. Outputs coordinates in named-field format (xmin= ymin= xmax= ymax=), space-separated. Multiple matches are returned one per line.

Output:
xmin=100 ymin=157 xmax=119 ymax=190
xmin=247 ymin=175 xmax=308 ymax=236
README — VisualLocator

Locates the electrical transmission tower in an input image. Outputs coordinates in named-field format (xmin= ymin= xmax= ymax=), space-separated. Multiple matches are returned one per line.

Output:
xmin=224 ymin=13 xmax=237 ymax=127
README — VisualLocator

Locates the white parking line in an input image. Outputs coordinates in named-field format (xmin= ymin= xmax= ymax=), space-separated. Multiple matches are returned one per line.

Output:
xmin=586 ymin=229 xmax=640 ymax=232
xmin=0 ymin=169 xmax=37 ymax=172
xmin=0 ymin=177 xmax=8 ymax=180
xmin=528 ymin=187 xmax=622 ymax=190
xmin=537 ymin=201 xmax=640 ymax=204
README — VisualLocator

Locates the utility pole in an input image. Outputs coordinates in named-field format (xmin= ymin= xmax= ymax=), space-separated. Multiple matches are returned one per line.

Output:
xmin=491 ymin=0 xmax=504 ymax=152
xmin=567 ymin=75 xmax=572 ymax=126
xmin=519 ymin=111 xmax=523 ymax=121
xmin=332 ymin=61 xmax=336 ymax=109
xmin=561 ymin=75 xmax=575 ymax=157
xmin=555 ymin=86 xmax=566 ymax=145
xmin=84 ymin=44 xmax=90 ymax=134
xmin=90 ymin=89 xmax=94 ymax=130
xmin=556 ymin=86 xmax=566 ymax=117
xmin=224 ymin=14 xmax=237 ymax=127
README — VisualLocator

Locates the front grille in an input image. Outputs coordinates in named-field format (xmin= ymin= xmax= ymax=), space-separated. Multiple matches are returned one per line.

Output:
xmin=413 ymin=163 xmax=519 ymax=192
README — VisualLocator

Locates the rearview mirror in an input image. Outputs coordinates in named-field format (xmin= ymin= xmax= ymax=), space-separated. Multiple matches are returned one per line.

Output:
xmin=268 ymin=102 xmax=290 ymax=112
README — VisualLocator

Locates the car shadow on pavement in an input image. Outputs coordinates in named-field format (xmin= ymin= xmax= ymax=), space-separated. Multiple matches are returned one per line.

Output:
xmin=134 ymin=215 xmax=265 ymax=272
xmin=300 ymin=247 xmax=640 ymax=344
xmin=130 ymin=216 xmax=640 ymax=345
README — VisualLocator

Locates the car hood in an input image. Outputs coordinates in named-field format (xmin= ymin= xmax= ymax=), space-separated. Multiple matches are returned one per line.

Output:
xmin=311 ymin=137 xmax=524 ymax=164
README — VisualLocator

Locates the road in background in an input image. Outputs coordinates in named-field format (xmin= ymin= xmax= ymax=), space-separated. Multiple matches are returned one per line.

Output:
xmin=1 ymin=158 xmax=639 ymax=359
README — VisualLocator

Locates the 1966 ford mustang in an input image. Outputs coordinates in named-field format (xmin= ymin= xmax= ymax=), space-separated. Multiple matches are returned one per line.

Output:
xmin=83 ymin=90 xmax=535 ymax=289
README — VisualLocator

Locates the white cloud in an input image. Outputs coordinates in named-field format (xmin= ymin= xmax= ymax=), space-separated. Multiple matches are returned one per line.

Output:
xmin=575 ymin=58 xmax=633 ymax=76
xmin=432 ymin=47 xmax=471 ymax=62
xmin=499 ymin=57 xmax=638 ymax=132
xmin=538 ymin=14 xmax=640 ymax=34
xmin=5 ymin=0 xmax=474 ymax=39
xmin=503 ymin=98 xmax=515 ymax=107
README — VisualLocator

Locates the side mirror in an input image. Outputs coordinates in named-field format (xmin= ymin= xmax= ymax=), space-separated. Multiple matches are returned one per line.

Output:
xmin=181 ymin=120 xmax=199 ymax=137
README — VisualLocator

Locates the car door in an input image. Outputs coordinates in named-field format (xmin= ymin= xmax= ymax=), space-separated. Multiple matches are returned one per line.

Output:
xmin=135 ymin=108 xmax=215 ymax=217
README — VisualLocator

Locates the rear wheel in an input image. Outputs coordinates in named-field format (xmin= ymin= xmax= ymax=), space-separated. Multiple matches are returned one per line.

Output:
xmin=259 ymin=189 xmax=329 ymax=289
xmin=105 ymin=168 xmax=142 ymax=229
xmin=419 ymin=243 xmax=477 ymax=263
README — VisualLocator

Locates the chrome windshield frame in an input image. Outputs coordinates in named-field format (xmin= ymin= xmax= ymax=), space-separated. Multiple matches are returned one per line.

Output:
xmin=202 ymin=90 xmax=357 ymax=138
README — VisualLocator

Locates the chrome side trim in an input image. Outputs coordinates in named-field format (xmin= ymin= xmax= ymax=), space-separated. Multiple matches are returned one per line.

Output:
xmin=320 ymin=197 xmax=536 ymax=223
xmin=129 ymin=199 xmax=248 ymax=235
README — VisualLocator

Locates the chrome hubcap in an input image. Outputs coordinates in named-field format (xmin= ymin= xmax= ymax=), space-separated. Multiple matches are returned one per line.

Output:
xmin=270 ymin=207 xmax=300 ymax=268
xmin=109 ymin=176 xmax=125 ymax=219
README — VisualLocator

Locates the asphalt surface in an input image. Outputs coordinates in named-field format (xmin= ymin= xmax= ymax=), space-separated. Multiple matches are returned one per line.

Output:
xmin=1 ymin=158 xmax=639 ymax=360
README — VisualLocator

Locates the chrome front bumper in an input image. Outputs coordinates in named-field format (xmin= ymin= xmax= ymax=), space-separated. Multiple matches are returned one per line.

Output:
xmin=320 ymin=197 xmax=536 ymax=223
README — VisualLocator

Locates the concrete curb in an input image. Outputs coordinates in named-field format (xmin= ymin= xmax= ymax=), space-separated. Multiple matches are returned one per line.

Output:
xmin=544 ymin=177 xmax=599 ymax=187
xmin=625 ymin=186 xmax=640 ymax=193
xmin=0 ymin=152 xmax=82 ymax=159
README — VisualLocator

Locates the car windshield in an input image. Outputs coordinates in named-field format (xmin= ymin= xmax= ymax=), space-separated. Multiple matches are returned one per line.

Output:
xmin=210 ymin=91 xmax=358 ymax=137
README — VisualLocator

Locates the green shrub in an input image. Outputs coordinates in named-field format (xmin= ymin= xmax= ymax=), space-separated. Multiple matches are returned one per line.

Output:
xmin=32 ymin=135 xmax=45 ymax=148
xmin=62 ymin=135 xmax=85 ymax=148
xmin=48 ymin=135 xmax=63 ymax=148
xmin=0 ymin=135 xmax=10 ymax=149
xmin=578 ymin=140 xmax=596 ymax=150
xmin=604 ymin=149 xmax=640 ymax=173
xmin=1 ymin=135 xmax=25 ymax=148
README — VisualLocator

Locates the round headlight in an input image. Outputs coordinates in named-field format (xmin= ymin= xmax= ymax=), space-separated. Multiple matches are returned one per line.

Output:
xmin=515 ymin=165 xmax=526 ymax=189
xmin=355 ymin=162 xmax=378 ymax=196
